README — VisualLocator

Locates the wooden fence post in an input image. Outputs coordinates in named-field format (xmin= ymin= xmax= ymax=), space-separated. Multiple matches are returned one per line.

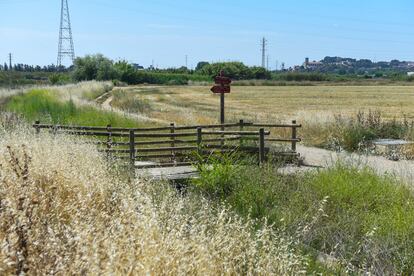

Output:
xmin=239 ymin=119 xmax=244 ymax=147
xmin=259 ymin=128 xmax=265 ymax=165
xmin=291 ymin=120 xmax=297 ymax=152
xmin=197 ymin=127 xmax=203 ymax=156
xmin=129 ymin=129 xmax=136 ymax=165
xmin=53 ymin=125 xmax=59 ymax=136
xmin=107 ymin=124 xmax=112 ymax=159
xmin=34 ymin=120 xmax=40 ymax=135
xmin=170 ymin=123 xmax=176 ymax=162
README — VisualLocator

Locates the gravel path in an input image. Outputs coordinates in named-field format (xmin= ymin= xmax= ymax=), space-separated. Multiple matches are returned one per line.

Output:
xmin=297 ymin=145 xmax=414 ymax=185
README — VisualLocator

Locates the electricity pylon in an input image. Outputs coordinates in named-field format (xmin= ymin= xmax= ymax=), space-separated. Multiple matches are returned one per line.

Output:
xmin=261 ymin=37 xmax=267 ymax=68
xmin=57 ymin=0 xmax=75 ymax=67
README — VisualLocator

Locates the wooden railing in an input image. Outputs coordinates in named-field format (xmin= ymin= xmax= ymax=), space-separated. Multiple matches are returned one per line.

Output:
xmin=33 ymin=120 xmax=301 ymax=168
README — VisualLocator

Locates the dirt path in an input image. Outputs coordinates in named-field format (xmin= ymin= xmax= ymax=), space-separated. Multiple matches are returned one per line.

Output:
xmin=298 ymin=145 xmax=414 ymax=185
xmin=96 ymin=92 xmax=168 ymax=124
xmin=101 ymin=95 xmax=113 ymax=110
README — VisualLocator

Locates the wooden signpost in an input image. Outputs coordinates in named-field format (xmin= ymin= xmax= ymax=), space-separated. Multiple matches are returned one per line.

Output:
xmin=211 ymin=71 xmax=232 ymax=124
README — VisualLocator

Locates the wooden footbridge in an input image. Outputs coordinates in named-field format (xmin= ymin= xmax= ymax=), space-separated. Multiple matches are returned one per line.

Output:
xmin=33 ymin=120 xmax=301 ymax=180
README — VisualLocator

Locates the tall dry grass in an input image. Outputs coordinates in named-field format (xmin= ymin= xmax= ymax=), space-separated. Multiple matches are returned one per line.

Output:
xmin=0 ymin=126 xmax=306 ymax=275
xmin=0 ymin=81 xmax=113 ymax=102
xmin=54 ymin=81 xmax=113 ymax=102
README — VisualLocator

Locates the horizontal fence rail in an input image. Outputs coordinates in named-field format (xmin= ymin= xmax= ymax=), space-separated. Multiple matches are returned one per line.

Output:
xmin=33 ymin=120 xmax=302 ymax=168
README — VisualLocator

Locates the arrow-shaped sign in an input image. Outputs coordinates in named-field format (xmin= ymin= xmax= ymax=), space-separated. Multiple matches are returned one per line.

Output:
xmin=214 ymin=76 xmax=232 ymax=86
xmin=211 ymin=72 xmax=232 ymax=94
xmin=211 ymin=85 xmax=231 ymax=94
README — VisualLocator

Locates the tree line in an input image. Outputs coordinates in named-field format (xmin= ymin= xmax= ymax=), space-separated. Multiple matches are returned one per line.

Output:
xmin=0 ymin=63 xmax=70 ymax=72
xmin=70 ymin=54 xmax=273 ymax=84
xmin=2 ymin=54 xmax=413 ymax=87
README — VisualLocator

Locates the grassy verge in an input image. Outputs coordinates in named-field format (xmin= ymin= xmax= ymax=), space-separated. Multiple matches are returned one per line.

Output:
xmin=5 ymin=89 xmax=143 ymax=127
xmin=191 ymin=156 xmax=414 ymax=274
xmin=302 ymin=111 xmax=414 ymax=158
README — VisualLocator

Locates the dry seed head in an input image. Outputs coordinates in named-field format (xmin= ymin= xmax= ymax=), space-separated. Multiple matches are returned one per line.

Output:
xmin=0 ymin=126 xmax=307 ymax=274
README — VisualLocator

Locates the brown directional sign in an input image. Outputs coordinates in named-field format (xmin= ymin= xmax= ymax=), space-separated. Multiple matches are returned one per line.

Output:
xmin=211 ymin=71 xmax=231 ymax=125
xmin=211 ymin=71 xmax=232 ymax=94
xmin=211 ymin=85 xmax=231 ymax=94
xmin=214 ymin=76 xmax=232 ymax=86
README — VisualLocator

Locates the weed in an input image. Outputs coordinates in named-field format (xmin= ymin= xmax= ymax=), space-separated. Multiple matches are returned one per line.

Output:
xmin=318 ymin=111 xmax=414 ymax=153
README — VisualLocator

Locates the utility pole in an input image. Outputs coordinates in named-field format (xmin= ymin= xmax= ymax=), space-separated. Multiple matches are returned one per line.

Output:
xmin=261 ymin=37 xmax=267 ymax=68
xmin=8 ymin=53 xmax=12 ymax=71
xmin=57 ymin=0 xmax=75 ymax=67
xmin=185 ymin=55 xmax=188 ymax=68
xmin=8 ymin=53 xmax=12 ymax=89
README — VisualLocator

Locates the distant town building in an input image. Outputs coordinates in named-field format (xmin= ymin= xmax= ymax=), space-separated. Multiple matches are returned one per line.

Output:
xmin=303 ymin=57 xmax=323 ymax=70
xmin=292 ymin=56 xmax=414 ymax=73
xmin=132 ymin=63 xmax=144 ymax=70
xmin=408 ymin=72 xmax=414 ymax=76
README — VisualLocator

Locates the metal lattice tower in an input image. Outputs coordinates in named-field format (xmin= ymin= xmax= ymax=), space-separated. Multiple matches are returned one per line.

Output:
xmin=261 ymin=37 xmax=267 ymax=68
xmin=57 ymin=0 xmax=75 ymax=67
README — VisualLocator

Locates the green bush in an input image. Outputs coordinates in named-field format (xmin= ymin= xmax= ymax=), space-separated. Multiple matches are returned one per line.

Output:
xmin=191 ymin=161 xmax=414 ymax=274
xmin=339 ymin=124 xmax=377 ymax=151
xmin=331 ymin=111 xmax=413 ymax=152
xmin=192 ymin=154 xmax=243 ymax=199
xmin=49 ymin=73 xmax=71 ymax=85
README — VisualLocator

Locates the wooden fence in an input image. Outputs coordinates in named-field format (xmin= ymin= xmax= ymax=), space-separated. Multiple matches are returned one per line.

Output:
xmin=33 ymin=120 xmax=301 ymax=168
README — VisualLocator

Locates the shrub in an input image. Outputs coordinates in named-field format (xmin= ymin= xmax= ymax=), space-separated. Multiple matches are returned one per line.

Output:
xmin=48 ymin=73 xmax=71 ymax=85
xmin=191 ymin=160 xmax=414 ymax=274
xmin=192 ymin=153 xmax=244 ymax=199
xmin=329 ymin=111 xmax=413 ymax=152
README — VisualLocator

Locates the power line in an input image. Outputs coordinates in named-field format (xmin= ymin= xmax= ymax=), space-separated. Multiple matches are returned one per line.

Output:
xmin=57 ymin=0 xmax=75 ymax=67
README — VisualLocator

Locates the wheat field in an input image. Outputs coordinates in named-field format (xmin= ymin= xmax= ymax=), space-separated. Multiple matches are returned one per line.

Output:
xmin=116 ymin=85 xmax=414 ymax=125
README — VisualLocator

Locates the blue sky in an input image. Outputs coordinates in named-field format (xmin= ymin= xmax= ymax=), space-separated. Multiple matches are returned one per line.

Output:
xmin=0 ymin=0 xmax=413 ymax=68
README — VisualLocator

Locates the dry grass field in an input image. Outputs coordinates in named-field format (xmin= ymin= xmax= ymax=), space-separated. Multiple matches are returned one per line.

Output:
xmin=4 ymin=83 xmax=414 ymax=274
xmin=117 ymin=85 xmax=414 ymax=125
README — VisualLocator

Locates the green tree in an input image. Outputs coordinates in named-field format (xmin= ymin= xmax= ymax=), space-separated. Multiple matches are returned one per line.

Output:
xmin=73 ymin=54 xmax=118 ymax=81
xmin=195 ymin=61 xmax=209 ymax=71
xmin=197 ymin=62 xmax=271 ymax=80
xmin=114 ymin=61 xmax=138 ymax=84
